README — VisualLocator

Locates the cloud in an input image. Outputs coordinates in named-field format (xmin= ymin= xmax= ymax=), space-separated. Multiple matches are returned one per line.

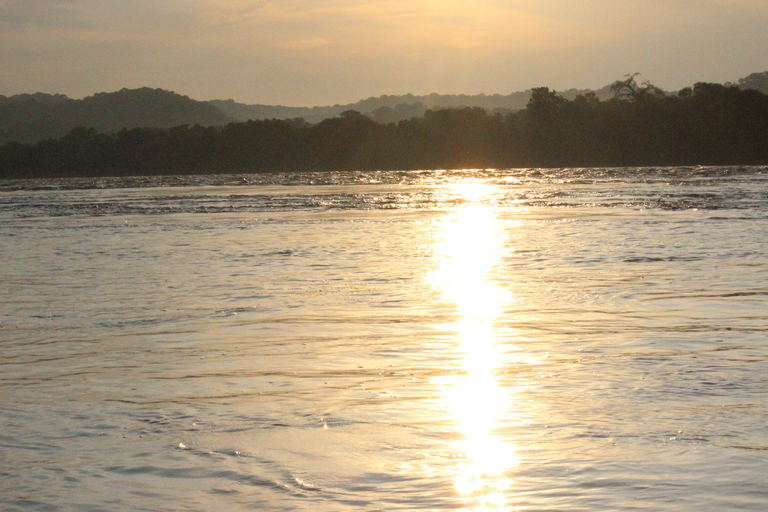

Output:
xmin=283 ymin=38 xmax=331 ymax=49
xmin=0 ymin=0 xmax=85 ymax=28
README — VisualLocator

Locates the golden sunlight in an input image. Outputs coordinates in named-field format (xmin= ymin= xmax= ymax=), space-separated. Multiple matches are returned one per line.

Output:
xmin=429 ymin=181 xmax=519 ymax=510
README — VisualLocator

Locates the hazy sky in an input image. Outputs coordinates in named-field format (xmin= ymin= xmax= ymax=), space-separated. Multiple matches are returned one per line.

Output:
xmin=1 ymin=0 xmax=766 ymax=105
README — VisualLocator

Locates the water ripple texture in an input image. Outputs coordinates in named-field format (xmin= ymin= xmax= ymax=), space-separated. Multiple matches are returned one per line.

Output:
xmin=1 ymin=167 xmax=767 ymax=511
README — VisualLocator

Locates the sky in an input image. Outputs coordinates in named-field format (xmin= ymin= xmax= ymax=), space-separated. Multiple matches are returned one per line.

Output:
xmin=1 ymin=0 xmax=767 ymax=106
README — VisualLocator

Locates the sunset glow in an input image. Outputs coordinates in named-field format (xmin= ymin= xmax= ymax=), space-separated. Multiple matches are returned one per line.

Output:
xmin=1 ymin=0 xmax=765 ymax=104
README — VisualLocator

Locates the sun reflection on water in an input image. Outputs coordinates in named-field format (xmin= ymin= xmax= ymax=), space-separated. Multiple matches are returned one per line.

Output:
xmin=429 ymin=181 xmax=519 ymax=510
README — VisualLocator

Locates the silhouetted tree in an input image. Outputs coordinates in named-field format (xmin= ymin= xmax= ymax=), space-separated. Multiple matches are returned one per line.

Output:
xmin=610 ymin=73 xmax=665 ymax=103
xmin=738 ymin=71 xmax=768 ymax=94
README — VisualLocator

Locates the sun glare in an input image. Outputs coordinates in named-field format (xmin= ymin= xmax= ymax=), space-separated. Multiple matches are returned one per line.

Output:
xmin=429 ymin=180 xmax=519 ymax=510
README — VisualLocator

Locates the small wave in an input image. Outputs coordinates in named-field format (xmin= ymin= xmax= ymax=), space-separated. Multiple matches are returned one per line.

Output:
xmin=2 ymin=166 xmax=767 ymax=192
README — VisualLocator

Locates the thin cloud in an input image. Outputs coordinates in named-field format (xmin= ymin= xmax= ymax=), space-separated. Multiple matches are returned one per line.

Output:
xmin=284 ymin=38 xmax=331 ymax=49
xmin=0 ymin=0 xmax=86 ymax=28
xmin=0 ymin=0 xmax=766 ymax=103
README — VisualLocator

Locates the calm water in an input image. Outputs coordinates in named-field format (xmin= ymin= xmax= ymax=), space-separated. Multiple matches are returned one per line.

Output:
xmin=1 ymin=167 xmax=767 ymax=511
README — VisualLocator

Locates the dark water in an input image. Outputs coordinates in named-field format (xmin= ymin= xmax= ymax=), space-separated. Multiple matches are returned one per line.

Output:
xmin=1 ymin=167 xmax=767 ymax=511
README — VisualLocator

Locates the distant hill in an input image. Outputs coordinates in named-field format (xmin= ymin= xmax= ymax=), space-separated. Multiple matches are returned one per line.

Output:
xmin=0 ymin=88 xmax=233 ymax=144
xmin=0 ymin=92 xmax=70 ymax=106
xmin=210 ymin=71 xmax=767 ymax=124
xmin=2 ymin=71 xmax=765 ymax=145
xmin=210 ymin=85 xmax=618 ymax=124
xmin=3 ymin=85 xmax=618 ymax=144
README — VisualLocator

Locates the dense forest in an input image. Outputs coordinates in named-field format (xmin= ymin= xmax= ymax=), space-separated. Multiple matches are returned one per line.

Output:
xmin=1 ymin=77 xmax=767 ymax=179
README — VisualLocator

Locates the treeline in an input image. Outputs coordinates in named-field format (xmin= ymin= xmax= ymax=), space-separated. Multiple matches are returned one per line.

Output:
xmin=1 ymin=81 xmax=766 ymax=179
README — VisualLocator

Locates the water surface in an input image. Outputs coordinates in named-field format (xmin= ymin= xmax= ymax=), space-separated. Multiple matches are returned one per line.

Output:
xmin=1 ymin=167 xmax=767 ymax=511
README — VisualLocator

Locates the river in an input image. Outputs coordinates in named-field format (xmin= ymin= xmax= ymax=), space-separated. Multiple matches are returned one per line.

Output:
xmin=1 ymin=167 xmax=767 ymax=511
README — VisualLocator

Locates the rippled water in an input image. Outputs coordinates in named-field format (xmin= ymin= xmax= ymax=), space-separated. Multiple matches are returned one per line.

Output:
xmin=1 ymin=167 xmax=767 ymax=511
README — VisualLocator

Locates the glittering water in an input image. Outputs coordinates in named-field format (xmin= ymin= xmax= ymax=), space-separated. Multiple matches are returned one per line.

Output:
xmin=1 ymin=167 xmax=767 ymax=511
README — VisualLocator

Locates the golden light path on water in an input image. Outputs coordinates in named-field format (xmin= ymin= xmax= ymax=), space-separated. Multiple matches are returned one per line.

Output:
xmin=428 ymin=181 xmax=523 ymax=511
